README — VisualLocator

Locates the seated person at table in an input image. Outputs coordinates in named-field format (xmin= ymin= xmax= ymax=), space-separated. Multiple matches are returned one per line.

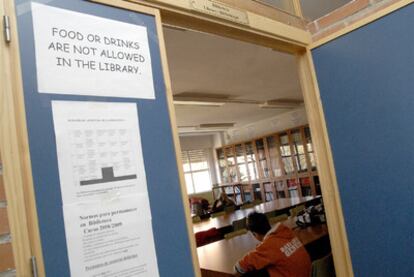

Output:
xmin=189 ymin=197 xmax=210 ymax=216
xmin=211 ymin=192 xmax=236 ymax=212
xmin=234 ymin=212 xmax=311 ymax=277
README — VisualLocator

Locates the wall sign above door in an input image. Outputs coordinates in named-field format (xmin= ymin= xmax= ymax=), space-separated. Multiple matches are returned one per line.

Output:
xmin=189 ymin=0 xmax=249 ymax=25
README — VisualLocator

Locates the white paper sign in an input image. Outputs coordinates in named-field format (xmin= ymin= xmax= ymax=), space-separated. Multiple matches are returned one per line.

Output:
xmin=52 ymin=101 xmax=148 ymax=204
xmin=31 ymin=3 xmax=155 ymax=99
xmin=63 ymin=196 xmax=159 ymax=277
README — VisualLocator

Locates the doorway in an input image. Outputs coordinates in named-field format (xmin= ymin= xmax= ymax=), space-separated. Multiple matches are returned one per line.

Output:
xmin=162 ymin=25 xmax=336 ymax=276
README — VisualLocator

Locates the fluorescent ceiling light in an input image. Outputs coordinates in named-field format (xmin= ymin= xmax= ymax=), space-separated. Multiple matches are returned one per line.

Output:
xmin=173 ymin=100 xmax=225 ymax=107
xmin=258 ymin=104 xmax=293 ymax=109
xmin=177 ymin=123 xmax=234 ymax=134
xmin=259 ymin=99 xmax=303 ymax=109
xmin=199 ymin=123 xmax=234 ymax=128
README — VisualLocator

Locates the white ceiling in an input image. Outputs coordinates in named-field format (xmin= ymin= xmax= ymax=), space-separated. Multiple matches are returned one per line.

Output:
xmin=163 ymin=0 xmax=352 ymax=134
xmin=163 ymin=28 xmax=303 ymax=131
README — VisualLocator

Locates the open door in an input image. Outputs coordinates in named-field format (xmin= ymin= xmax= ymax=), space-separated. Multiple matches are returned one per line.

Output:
xmin=2 ymin=0 xmax=199 ymax=275
xmin=309 ymin=3 xmax=414 ymax=276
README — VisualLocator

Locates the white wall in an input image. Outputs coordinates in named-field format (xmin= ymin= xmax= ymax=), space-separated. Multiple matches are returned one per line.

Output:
xmin=179 ymin=134 xmax=214 ymax=151
xmin=223 ymin=107 xmax=308 ymax=145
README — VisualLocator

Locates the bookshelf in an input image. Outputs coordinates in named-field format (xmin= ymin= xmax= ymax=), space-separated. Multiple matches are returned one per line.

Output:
xmin=215 ymin=125 xmax=319 ymax=202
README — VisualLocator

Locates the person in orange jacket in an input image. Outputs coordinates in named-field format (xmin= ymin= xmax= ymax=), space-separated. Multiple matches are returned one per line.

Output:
xmin=234 ymin=212 xmax=311 ymax=277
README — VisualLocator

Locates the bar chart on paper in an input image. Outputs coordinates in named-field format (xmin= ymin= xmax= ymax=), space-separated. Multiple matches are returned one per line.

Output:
xmin=69 ymin=127 xmax=138 ymax=186
xmin=52 ymin=101 xmax=148 ymax=204
xmin=80 ymin=167 xmax=137 ymax=186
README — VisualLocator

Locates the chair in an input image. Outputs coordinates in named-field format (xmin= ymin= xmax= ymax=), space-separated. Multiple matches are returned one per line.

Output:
xmin=265 ymin=211 xmax=275 ymax=219
xmin=224 ymin=229 xmax=247 ymax=239
xmin=252 ymin=199 xmax=263 ymax=205
xmin=195 ymin=227 xmax=223 ymax=247
xmin=311 ymin=254 xmax=335 ymax=277
xmin=224 ymin=205 xmax=236 ymax=213
xmin=211 ymin=211 xmax=225 ymax=218
xmin=240 ymin=203 xmax=254 ymax=210
xmin=192 ymin=216 xmax=201 ymax=223
xmin=290 ymin=204 xmax=306 ymax=217
xmin=268 ymin=214 xmax=288 ymax=225
xmin=232 ymin=217 xmax=247 ymax=231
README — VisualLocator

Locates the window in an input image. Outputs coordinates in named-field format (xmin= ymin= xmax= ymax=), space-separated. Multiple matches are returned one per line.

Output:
xmin=181 ymin=149 xmax=212 ymax=194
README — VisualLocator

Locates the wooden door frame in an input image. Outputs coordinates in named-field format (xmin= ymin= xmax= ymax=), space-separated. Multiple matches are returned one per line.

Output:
xmin=309 ymin=0 xmax=414 ymax=49
xmin=1 ymin=0 xmax=45 ymax=275
xmin=2 ymin=0 xmax=412 ymax=276
xmin=2 ymin=0 xmax=201 ymax=276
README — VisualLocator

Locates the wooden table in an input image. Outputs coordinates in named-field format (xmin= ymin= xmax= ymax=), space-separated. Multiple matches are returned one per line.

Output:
xmin=193 ymin=196 xmax=321 ymax=233
xmin=197 ymin=218 xmax=328 ymax=277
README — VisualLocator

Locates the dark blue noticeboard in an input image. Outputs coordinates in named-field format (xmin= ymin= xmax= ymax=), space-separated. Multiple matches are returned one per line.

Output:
xmin=14 ymin=0 xmax=195 ymax=276
xmin=312 ymin=4 xmax=414 ymax=277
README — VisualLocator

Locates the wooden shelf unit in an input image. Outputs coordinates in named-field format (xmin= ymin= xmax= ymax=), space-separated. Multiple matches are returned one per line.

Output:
xmin=215 ymin=125 xmax=320 ymax=203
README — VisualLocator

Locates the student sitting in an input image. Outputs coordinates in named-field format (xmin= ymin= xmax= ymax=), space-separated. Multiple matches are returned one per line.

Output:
xmin=189 ymin=197 xmax=210 ymax=216
xmin=211 ymin=192 xmax=236 ymax=212
xmin=234 ymin=212 xmax=311 ymax=277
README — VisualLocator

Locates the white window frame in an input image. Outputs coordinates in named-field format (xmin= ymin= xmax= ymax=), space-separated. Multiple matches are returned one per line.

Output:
xmin=181 ymin=149 xmax=213 ymax=194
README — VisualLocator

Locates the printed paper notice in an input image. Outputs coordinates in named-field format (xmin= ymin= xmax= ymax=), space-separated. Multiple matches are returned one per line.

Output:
xmin=52 ymin=101 xmax=149 ymax=204
xmin=63 ymin=196 xmax=159 ymax=277
xmin=31 ymin=2 xmax=155 ymax=99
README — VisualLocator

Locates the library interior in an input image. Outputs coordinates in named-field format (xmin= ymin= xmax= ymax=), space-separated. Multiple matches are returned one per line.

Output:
xmin=1 ymin=0 xmax=413 ymax=277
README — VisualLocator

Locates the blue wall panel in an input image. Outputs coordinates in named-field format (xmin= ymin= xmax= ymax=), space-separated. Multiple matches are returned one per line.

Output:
xmin=312 ymin=4 xmax=414 ymax=276
xmin=14 ymin=0 xmax=194 ymax=276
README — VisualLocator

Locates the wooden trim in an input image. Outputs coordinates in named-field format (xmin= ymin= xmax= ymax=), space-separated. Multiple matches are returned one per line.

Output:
xmin=297 ymin=50 xmax=354 ymax=277
xmin=241 ymin=143 xmax=253 ymax=196
xmin=152 ymin=6 xmax=202 ymax=277
xmin=1 ymin=0 xmax=42 ymax=275
xmin=240 ymin=144 xmax=249 ymax=178
xmin=273 ymin=134 xmax=289 ymax=198
xmin=292 ymin=0 xmax=304 ymax=18
xmin=3 ymin=1 xmax=358 ymax=277
xmin=218 ymin=126 xmax=319 ymax=200
xmin=126 ymin=0 xmax=311 ymax=53
xmin=287 ymin=130 xmax=301 ymax=185
xmin=217 ymin=0 xmax=305 ymax=28
xmin=259 ymin=182 xmax=265 ymax=202
xmin=93 ymin=0 xmax=159 ymax=14
xmin=237 ymin=143 xmax=250 ymax=183
xmin=142 ymin=0 xmax=304 ymax=27
xmin=222 ymin=124 xmax=309 ymax=150
xmin=262 ymin=137 xmax=274 ymax=180
xmin=251 ymin=140 xmax=262 ymax=180
xmin=273 ymin=134 xmax=285 ymax=176
xmin=263 ymin=136 xmax=275 ymax=180
xmin=221 ymin=123 xmax=309 ymax=147
xmin=0 ymin=0 xmax=45 ymax=276
xmin=231 ymin=145 xmax=240 ymax=182
xmin=222 ymin=147 xmax=230 ymax=183
xmin=262 ymin=139 xmax=275 ymax=200
xmin=262 ymin=137 xmax=273 ymax=180
xmin=301 ymin=4 xmax=414 ymax=272
xmin=245 ymin=141 xmax=257 ymax=182
xmin=216 ymin=149 xmax=227 ymax=184
xmin=249 ymin=142 xmax=261 ymax=200
xmin=299 ymin=127 xmax=316 ymax=196
xmin=310 ymin=0 xmax=414 ymax=49
xmin=310 ymin=0 xmax=370 ymax=32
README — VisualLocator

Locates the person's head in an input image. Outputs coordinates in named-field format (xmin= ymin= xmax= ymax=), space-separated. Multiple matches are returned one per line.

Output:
xmin=246 ymin=212 xmax=271 ymax=241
